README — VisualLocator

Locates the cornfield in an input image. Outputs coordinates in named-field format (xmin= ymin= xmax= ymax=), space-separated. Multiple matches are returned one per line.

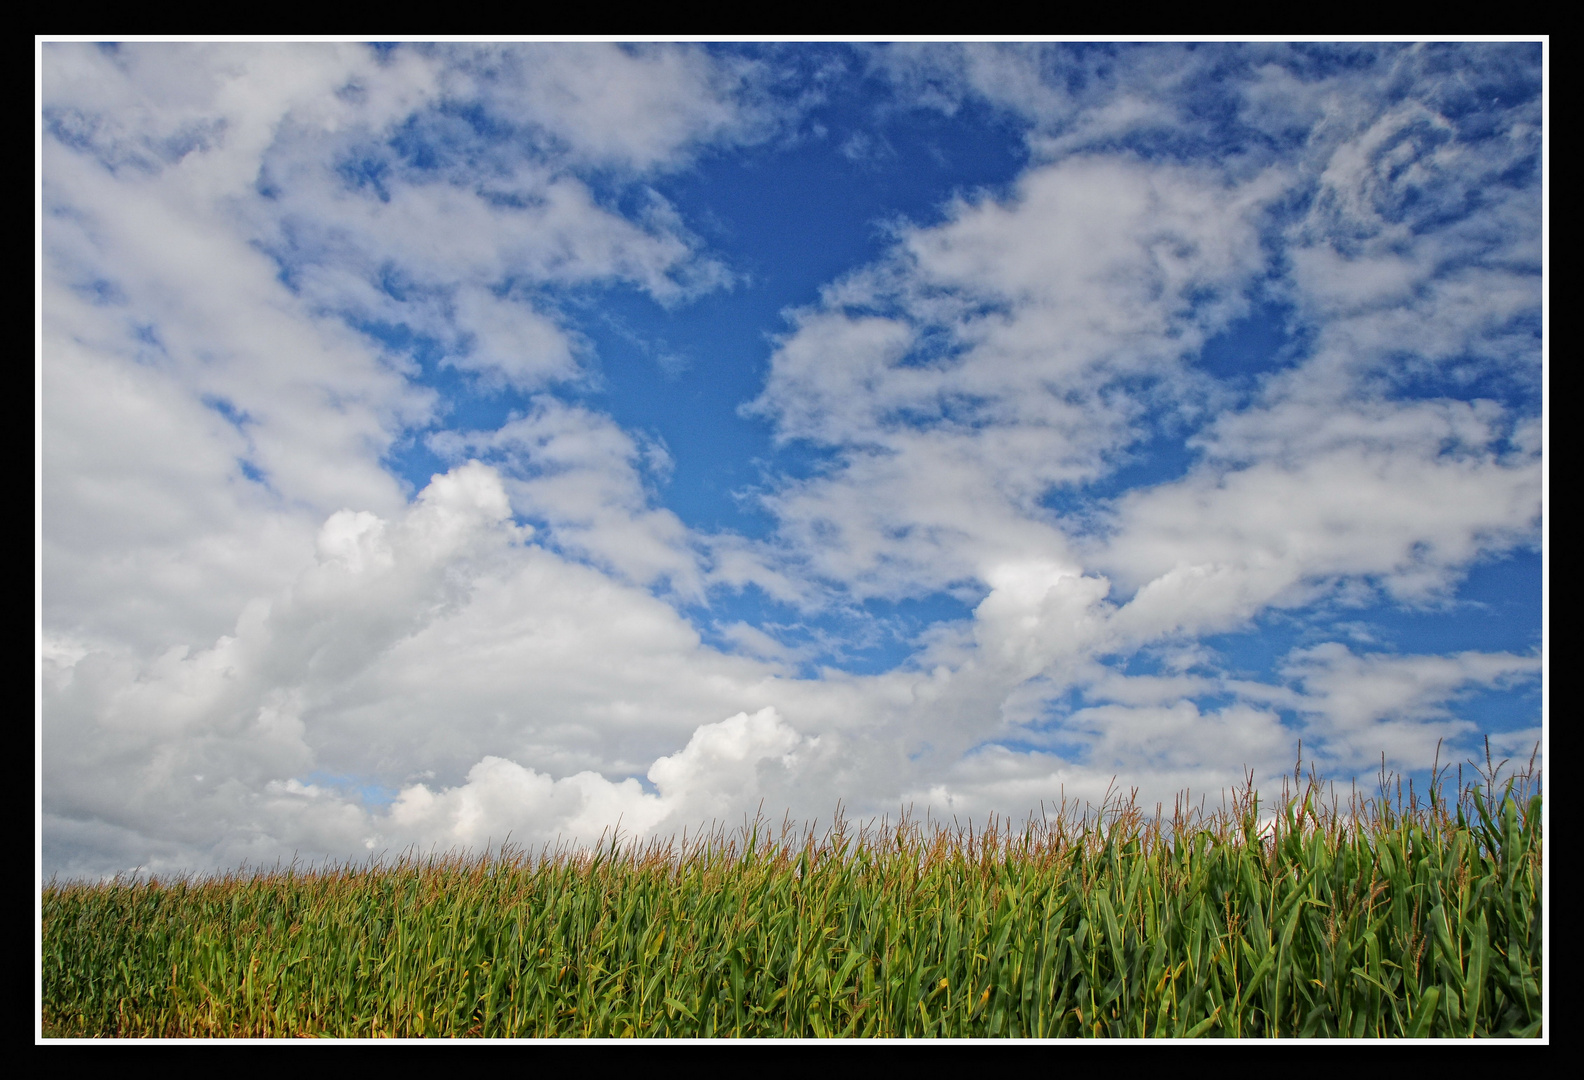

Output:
xmin=41 ymin=755 xmax=1542 ymax=1039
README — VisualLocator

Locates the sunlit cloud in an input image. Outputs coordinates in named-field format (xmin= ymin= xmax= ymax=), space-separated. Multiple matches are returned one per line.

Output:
xmin=41 ymin=41 xmax=1542 ymax=878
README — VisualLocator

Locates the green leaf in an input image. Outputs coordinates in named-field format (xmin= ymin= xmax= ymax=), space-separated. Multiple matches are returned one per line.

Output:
xmin=1406 ymin=986 xmax=1441 ymax=1038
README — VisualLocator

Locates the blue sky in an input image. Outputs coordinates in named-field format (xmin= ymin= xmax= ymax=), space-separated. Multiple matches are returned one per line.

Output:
xmin=40 ymin=41 xmax=1543 ymax=877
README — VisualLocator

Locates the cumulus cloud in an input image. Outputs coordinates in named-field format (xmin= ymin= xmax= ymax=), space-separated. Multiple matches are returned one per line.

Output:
xmin=41 ymin=39 xmax=764 ymax=653
xmin=245 ymin=706 xmax=823 ymax=857
xmin=45 ymin=460 xmax=801 ymax=872
xmin=739 ymin=44 xmax=1538 ymax=674
xmin=45 ymin=465 xmax=519 ymax=864
xmin=739 ymin=154 xmax=1280 ymax=608
xmin=42 ymin=43 xmax=1542 ymax=879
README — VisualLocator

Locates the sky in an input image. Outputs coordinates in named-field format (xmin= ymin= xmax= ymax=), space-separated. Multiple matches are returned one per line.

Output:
xmin=38 ymin=41 xmax=1545 ymax=879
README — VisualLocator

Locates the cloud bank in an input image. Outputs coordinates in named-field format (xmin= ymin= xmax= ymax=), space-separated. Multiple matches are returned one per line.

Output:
xmin=41 ymin=42 xmax=1542 ymax=878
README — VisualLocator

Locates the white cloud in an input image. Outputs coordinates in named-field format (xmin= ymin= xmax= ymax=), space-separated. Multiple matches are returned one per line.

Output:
xmin=740 ymin=53 xmax=1537 ymax=677
xmin=1102 ymin=435 xmax=1539 ymax=640
xmin=868 ymin=43 xmax=1204 ymax=155
xmin=445 ymin=43 xmax=776 ymax=173
xmin=1274 ymin=643 xmax=1540 ymax=765
xmin=44 ymin=462 xmax=785 ymax=874
xmin=1058 ymin=700 xmax=1294 ymax=779
xmin=41 ymin=45 xmax=1542 ymax=878
xmin=715 ymin=621 xmax=807 ymax=664
xmin=446 ymin=285 xmax=580 ymax=389
xmin=387 ymin=756 xmax=664 ymax=852
xmin=739 ymin=155 xmax=1280 ymax=609
xmin=40 ymin=453 xmax=1538 ymax=876
xmin=39 ymin=39 xmax=792 ymax=875
xmin=40 ymin=41 xmax=767 ymax=651
xmin=432 ymin=399 xmax=703 ymax=596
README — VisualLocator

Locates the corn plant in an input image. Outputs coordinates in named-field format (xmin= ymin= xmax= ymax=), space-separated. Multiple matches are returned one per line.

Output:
xmin=42 ymin=753 xmax=1541 ymax=1038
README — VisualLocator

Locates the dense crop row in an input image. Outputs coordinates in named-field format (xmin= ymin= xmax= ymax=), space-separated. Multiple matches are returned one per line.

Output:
xmin=42 ymin=762 xmax=1542 ymax=1038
